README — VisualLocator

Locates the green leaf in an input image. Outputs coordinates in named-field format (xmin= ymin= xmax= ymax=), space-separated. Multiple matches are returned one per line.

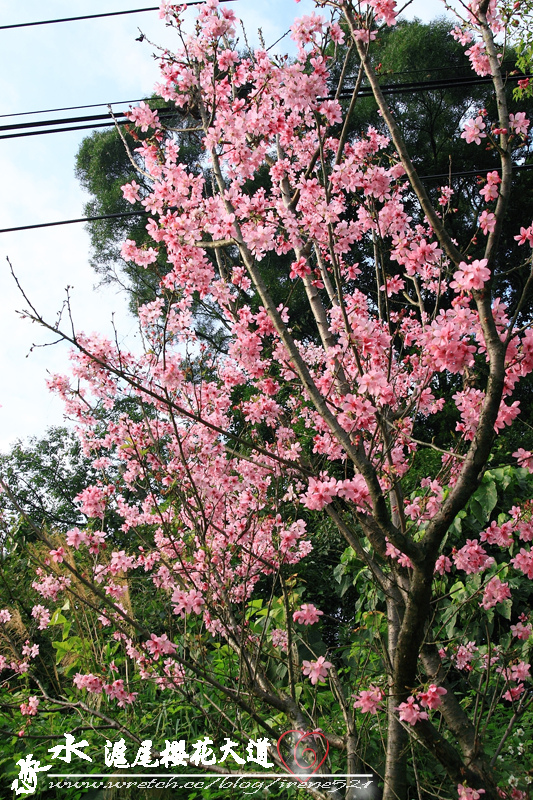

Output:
xmin=446 ymin=612 xmax=458 ymax=639
xmin=470 ymin=479 xmax=498 ymax=525
xmin=497 ymin=598 xmax=512 ymax=620
xmin=448 ymin=509 xmax=466 ymax=536
xmin=333 ymin=562 xmax=345 ymax=583
xmin=50 ymin=609 xmax=67 ymax=626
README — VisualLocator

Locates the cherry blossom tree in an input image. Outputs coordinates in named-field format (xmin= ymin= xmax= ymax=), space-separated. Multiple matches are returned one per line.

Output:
xmin=2 ymin=0 xmax=533 ymax=798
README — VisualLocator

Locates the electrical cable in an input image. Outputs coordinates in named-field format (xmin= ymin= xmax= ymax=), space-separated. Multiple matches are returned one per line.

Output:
xmin=419 ymin=163 xmax=533 ymax=180
xmin=2 ymin=72 xmax=531 ymax=141
xmin=0 ymin=106 xmax=174 ymax=132
xmin=0 ymin=1 xmax=233 ymax=31
xmin=0 ymin=123 xmax=128 ymax=141
xmin=0 ymin=66 xmax=520 ymax=120
xmin=333 ymin=70 xmax=531 ymax=100
xmin=2 ymin=164 xmax=533 ymax=235
xmin=361 ymin=61 xmax=518 ymax=78
xmin=0 ymin=7 xmax=158 ymax=30
xmin=0 ymin=112 xmax=178 ymax=141
xmin=0 ymin=99 xmax=152 ymax=120
xmin=2 ymin=111 xmax=130 ymax=132
xmin=0 ymin=212 xmax=150 ymax=235
xmin=0 ymin=119 xmax=176 ymax=141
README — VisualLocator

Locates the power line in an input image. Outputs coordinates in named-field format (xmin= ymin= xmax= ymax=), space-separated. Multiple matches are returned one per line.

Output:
xmin=371 ymin=61 xmax=517 ymax=78
xmin=2 ymin=163 xmax=533 ymax=235
xmin=0 ymin=119 xmax=173 ymax=141
xmin=3 ymin=72 xmax=531 ymax=142
xmin=0 ymin=2 xmax=234 ymax=32
xmin=2 ymin=111 xmax=130 ymax=132
xmin=420 ymin=163 xmax=533 ymax=181
xmin=0 ymin=64 xmax=523 ymax=121
xmin=0 ymin=123 xmax=124 ymax=141
xmin=0 ymin=105 xmax=174 ymax=132
xmin=0 ymin=117 xmax=178 ymax=141
xmin=0 ymin=99 xmax=151 ymax=120
xmin=0 ymin=111 xmax=178 ymax=141
xmin=334 ymin=70 xmax=531 ymax=100
xmin=0 ymin=7 xmax=159 ymax=30
xmin=0 ymin=71 xmax=514 ymax=121
xmin=0 ymin=211 xmax=149 ymax=235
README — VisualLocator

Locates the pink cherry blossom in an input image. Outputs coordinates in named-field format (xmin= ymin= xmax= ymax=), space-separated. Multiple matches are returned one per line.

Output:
xmin=126 ymin=101 xmax=160 ymax=132
xmin=453 ymin=540 xmax=494 ymax=574
xmin=271 ymin=629 xmax=288 ymax=651
xmin=289 ymin=257 xmax=311 ymax=279
xmin=514 ymin=225 xmax=533 ymax=246
xmin=417 ymin=684 xmax=447 ymax=710
xmin=479 ymin=171 xmax=501 ymax=202
xmin=503 ymin=684 xmax=525 ymax=702
xmin=458 ymin=785 xmax=485 ymax=800
xmin=385 ymin=540 xmax=413 ymax=569
xmin=302 ymin=477 xmax=338 ymax=510
xmin=381 ymin=275 xmax=405 ymax=296
xmin=171 ymin=589 xmax=205 ymax=616
xmin=479 ymin=210 xmax=496 ymax=234
xmin=455 ymin=642 xmax=477 ymax=670
xmin=122 ymin=180 xmax=141 ymax=204
xmin=31 ymin=605 xmax=51 ymax=631
xmin=351 ymin=29 xmax=377 ymax=43
xmin=509 ymin=112 xmax=530 ymax=136
xmin=451 ymin=26 xmax=473 ymax=46
xmin=461 ymin=116 xmax=486 ymax=144
xmin=66 ymin=527 xmax=88 ymax=549
xmin=76 ymin=485 xmax=107 ymax=519
xmin=293 ymin=603 xmax=324 ymax=625
xmin=49 ymin=548 xmax=65 ymax=563
xmin=365 ymin=0 xmax=398 ymax=26
xmin=145 ymin=633 xmax=177 ymax=660
xmin=21 ymin=642 xmax=39 ymax=659
xmin=109 ymin=551 xmax=135 ymax=575
xmin=16 ymin=2 xmax=533 ymax=791
xmin=465 ymin=42 xmax=491 ymax=76
xmin=510 ymin=617 xmax=532 ymax=640
xmin=480 ymin=521 xmax=513 ymax=547
xmin=511 ymin=661 xmax=530 ymax=682
xmin=480 ymin=577 xmax=511 ymax=610
xmin=434 ymin=555 xmax=452 ymax=575
xmin=73 ymin=673 xmax=104 ymax=694
xmin=302 ymin=656 xmax=332 ymax=685
xmin=20 ymin=697 xmax=40 ymax=717
xmin=512 ymin=548 xmax=533 ymax=579
xmin=396 ymin=696 xmax=428 ymax=725
xmin=104 ymin=679 xmax=138 ymax=707
xmin=353 ymin=686 xmax=384 ymax=714
xmin=451 ymin=260 xmax=491 ymax=292
xmin=438 ymin=185 xmax=454 ymax=206
xmin=513 ymin=448 xmax=533 ymax=471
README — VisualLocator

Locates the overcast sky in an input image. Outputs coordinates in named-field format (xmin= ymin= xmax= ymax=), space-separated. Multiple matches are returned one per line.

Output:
xmin=0 ymin=0 xmax=451 ymax=452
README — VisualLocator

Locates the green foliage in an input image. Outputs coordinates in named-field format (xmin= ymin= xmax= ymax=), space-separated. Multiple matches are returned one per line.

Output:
xmin=0 ymin=427 xmax=91 ymax=535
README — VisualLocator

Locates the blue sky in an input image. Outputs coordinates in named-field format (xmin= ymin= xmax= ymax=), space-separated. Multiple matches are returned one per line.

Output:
xmin=0 ymin=0 xmax=451 ymax=450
